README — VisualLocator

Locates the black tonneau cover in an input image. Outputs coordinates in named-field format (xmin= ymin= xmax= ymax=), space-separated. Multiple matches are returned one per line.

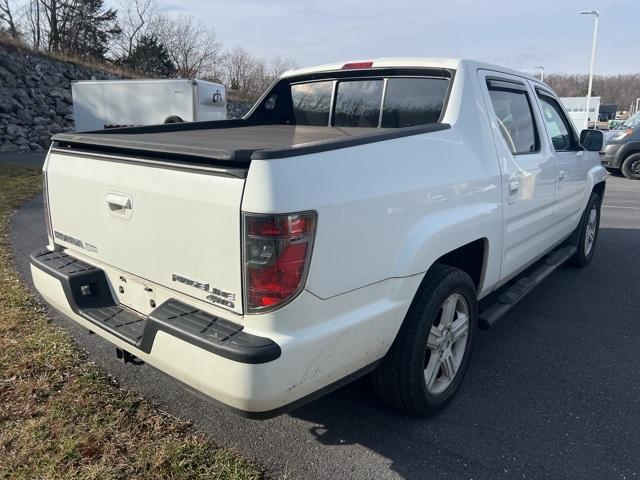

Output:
xmin=53 ymin=120 xmax=450 ymax=166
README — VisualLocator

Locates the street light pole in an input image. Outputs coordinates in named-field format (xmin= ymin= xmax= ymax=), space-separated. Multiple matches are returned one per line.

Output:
xmin=580 ymin=10 xmax=599 ymax=130
xmin=531 ymin=66 xmax=545 ymax=82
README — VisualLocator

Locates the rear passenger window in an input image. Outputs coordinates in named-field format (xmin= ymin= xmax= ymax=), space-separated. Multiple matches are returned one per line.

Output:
xmin=291 ymin=81 xmax=333 ymax=126
xmin=334 ymin=80 xmax=383 ymax=127
xmin=381 ymin=78 xmax=449 ymax=128
xmin=488 ymin=87 xmax=539 ymax=155
xmin=536 ymin=94 xmax=578 ymax=151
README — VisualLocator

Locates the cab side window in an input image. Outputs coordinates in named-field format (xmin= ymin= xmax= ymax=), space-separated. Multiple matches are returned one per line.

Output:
xmin=487 ymin=85 xmax=539 ymax=155
xmin=536 ymin=93 xmax=578 ymax=151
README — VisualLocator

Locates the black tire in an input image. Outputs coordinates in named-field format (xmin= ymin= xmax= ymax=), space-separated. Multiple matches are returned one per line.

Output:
xmin=621 ymin=153 xmax=640 ymax=180
xmin=569 ymin=192 xmax=601 ymax=268
xmin=164 ymin=115 xmax=184 ymax=124
xmin=371 ymin=264 xmax=478 ymax=417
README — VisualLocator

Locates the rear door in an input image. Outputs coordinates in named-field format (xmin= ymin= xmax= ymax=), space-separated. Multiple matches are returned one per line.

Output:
xmin=531 ymin=85 xmax=588 ymax=231
xmin=478 ymin=70 xmax=558 ymax=282
xmin=195 ymin=81 xmax=226 ymax=121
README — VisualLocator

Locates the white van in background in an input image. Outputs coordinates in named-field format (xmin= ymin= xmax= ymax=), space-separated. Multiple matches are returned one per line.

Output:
xmin=71 ymin=79 xmax=226 ymax=131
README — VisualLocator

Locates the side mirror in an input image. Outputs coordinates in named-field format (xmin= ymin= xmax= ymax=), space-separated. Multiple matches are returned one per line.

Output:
xmin=580 ymin=129 xmax=604 ymax=152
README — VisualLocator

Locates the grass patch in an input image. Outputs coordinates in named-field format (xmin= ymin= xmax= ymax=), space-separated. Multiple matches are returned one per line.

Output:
xmin=0 ymin=166 xmax=263 ymax=479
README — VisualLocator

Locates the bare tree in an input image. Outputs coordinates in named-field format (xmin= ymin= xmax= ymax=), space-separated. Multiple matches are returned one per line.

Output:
xmin=546 ymin=73 xmax=640 ymax=113
xmin=222 ymin=45 xmax=253 ymax=90
xmin=155 ymin=14 xmax=221 ymax=78
xmin=220 ymin=48 xmax=298 ymax=100
xmin=269 ymin=56 xmax=296 ymax=78
xmin=113 ymin=0 xmax=156 ymax=58
xmin=0 ymin=0 xmax=20 ymax=38
xmin=38 ymin=0 xmax=61 ymax=51
xmin=23 ymin=0 xmax=43 ymax=48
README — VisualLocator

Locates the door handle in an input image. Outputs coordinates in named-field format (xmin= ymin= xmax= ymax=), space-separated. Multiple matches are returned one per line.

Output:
xmin=106 ymin=192 xmax=132 ymax=210
xmin=558 ymin=171 xmax=567 ymax=188
xmin=508 ymin=178 xmax=520 ymax=204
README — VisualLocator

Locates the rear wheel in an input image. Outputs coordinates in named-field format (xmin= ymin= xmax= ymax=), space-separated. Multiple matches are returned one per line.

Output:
xmin=569 ymin=192 xmax=601 ymax=267
xmin=371 ymin=265 xmax=478 ymax=417
xmin=164 ymin=115 xmax=184 ymax=124
xmin=621 ymin=153 xmax=640 ymax=180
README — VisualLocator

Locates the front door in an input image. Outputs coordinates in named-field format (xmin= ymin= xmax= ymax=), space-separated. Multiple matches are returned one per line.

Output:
xmin=531 ymin=86 xmax=588 ymax=236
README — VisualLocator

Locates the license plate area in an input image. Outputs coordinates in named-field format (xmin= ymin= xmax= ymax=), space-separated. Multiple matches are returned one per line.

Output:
xmin=115 ymin=274 xmax=157 ymax=314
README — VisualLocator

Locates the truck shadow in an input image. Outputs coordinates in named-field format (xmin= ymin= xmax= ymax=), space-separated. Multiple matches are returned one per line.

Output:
xmin=287 ymin=226 xmax=640 ymax=479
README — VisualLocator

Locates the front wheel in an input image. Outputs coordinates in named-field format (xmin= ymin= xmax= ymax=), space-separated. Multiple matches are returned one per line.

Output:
xmin=371 ymin=265 xmax=478 ymax=417
xmin=621 ymin=153 xmax=640 ymax=180
xmin=569 ymin=192 xmax=601 ymax=267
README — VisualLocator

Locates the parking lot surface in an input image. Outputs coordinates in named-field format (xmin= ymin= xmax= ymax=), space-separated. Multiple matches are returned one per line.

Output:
xmin=9 ymin=172 xmax=640 ymax=479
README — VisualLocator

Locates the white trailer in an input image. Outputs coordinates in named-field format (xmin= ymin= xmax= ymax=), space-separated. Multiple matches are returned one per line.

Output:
xmin=71 ymin=79 xmax=226 ymax=131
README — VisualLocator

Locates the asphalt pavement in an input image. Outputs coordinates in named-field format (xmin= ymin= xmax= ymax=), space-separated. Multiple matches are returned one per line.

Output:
xmin=8 ymin=161 xmax=640 ymax=479
xmin=0 ymin=151 xmax=47 ymax=167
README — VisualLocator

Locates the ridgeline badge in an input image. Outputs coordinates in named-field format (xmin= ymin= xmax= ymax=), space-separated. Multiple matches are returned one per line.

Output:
xmin=171 ymin=274 xmax=236 ymax=308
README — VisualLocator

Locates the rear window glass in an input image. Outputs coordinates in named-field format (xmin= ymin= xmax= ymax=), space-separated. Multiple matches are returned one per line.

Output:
xmin=381 ymin=78 xmax=449 ymax=128
xmin=285 ymin=75 xmax=451 ymax=128
xmin=291 ymin=81 xmax=333 ymax=126
xmin=334 ymin=80 xmax=384 ymax=127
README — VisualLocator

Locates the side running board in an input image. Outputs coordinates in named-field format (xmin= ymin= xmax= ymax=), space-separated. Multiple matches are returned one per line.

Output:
xmin=479 ymin=245 xmax=577 ymax=329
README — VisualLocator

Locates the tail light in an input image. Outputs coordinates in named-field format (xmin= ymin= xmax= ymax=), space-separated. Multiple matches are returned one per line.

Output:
xmin=43 ymin=171 xmax=54 ymax=245
xmin=243 ymin=212 xmax=317 ymax=313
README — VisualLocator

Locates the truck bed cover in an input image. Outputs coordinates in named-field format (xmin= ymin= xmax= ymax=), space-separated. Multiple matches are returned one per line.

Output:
xmin=52 ymin=121 xmax=450 ymax=166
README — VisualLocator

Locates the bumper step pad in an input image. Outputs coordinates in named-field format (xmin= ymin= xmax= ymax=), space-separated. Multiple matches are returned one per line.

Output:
xmin=31 ymin=248 xmax=280 ymax=364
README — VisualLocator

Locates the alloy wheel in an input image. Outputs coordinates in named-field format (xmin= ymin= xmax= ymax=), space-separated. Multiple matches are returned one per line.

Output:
xmin=584 ymin=205 xmax=598 ymax=256
xmin=424 ymin=293 xmax=470 ymax=395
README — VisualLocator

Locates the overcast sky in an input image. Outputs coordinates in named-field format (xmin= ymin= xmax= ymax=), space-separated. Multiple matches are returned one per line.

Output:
xmin=158 ymin=0 xmax=638 ymax=75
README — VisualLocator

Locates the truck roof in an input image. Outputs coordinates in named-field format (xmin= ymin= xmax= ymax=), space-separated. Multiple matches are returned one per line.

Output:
xmin=282 ymin=57 xmax=539 ymax=83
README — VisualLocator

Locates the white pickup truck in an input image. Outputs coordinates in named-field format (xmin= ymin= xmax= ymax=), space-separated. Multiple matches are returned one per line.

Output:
xmin=31 ymin=58 xmax=607 ymax=418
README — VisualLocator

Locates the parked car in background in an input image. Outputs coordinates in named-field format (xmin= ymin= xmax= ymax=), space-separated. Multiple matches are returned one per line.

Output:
xmin=602 ymin=112 xmax=640 ymax=179
xmin=72 ymin=79 xmax=226 ymax=131
xmin=32 ymin=58 xmax=606 ymax=418
xmin=608 ymin=118 xmax=626 ymax=130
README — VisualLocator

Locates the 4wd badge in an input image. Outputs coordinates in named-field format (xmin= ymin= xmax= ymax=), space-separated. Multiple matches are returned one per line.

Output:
xmin=171 ymin=273 xmax=236 ymax=308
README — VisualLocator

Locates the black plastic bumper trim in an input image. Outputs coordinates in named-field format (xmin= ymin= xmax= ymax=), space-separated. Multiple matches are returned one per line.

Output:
xmin=30 ymin=248 xmax=281 ymax=364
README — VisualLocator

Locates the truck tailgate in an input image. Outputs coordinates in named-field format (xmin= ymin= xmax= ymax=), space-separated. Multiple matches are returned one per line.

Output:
xmin=46 ymin=149 xmax=245 ymax=314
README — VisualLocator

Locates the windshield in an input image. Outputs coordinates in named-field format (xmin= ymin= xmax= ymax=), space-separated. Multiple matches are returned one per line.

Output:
xmin=623 ymin=112 xmax=640 ymax=129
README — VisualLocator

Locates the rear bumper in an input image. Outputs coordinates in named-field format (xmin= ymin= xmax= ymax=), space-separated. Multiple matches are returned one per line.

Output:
xmin=31 ymin=248 xmax=280 ymax=364
xmin=31 ymin=247 xmax=419 ymax=417
xmin=30 ymin=248 xmax=289 ymax=416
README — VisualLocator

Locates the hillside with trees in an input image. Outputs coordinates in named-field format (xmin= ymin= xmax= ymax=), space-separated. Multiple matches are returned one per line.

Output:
xmin=0 ymin=0 xmax=296 ymax=102
xmin=545 ymin=74 xmax=640 ymax=112
xmin=1 ymin=0 xmax=638 ymax=107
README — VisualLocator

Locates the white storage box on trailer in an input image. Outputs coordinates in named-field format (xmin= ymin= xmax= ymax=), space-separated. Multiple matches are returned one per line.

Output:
xmin=71 ymin=79 xmax=226 ymax=131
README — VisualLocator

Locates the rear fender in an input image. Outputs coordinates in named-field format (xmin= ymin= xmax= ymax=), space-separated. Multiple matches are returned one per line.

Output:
xmin=393 ymin=203 xmax=501 ymax=296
